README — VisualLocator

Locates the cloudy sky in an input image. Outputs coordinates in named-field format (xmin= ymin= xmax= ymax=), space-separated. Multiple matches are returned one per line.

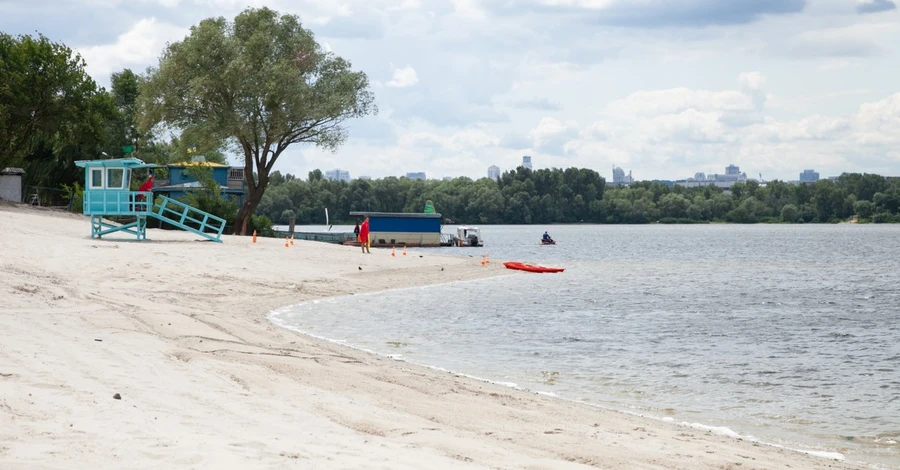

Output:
xmin=2 ymin=0 xmax=899 ymax=182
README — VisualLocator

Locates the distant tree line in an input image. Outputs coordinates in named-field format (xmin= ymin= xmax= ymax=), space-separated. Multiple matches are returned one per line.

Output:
xmin=257 ymin=168 xmax=900 ymax=225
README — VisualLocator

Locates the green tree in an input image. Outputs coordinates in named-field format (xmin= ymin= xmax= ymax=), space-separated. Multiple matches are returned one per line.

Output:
xmin=181 ymin=164 xmax=238 ymax=223
xmin=0 ymin=33 xmax=114 ymax=186
xmin=139 ymin=7 xmax=376 ymax=235
xmin=658 ymin=193 xmax=690 ymax=219
xmin=780 ymin=204 xmax=799 ymax=223
xmin=102 ymin=68 xmax=140 ymax=157
xmin=853 ymin=200 xmax=875 ymax=220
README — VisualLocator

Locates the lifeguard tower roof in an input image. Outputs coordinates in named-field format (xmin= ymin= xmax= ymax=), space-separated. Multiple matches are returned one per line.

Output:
xmin=74 ymin=157 xmax=157 ymax=169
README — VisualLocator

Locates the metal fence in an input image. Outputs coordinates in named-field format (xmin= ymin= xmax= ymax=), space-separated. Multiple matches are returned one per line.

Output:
xmin=23 ymin=185 xmax=75 ymax=211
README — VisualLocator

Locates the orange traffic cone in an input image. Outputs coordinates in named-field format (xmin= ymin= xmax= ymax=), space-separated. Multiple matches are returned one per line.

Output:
xmin=290 ymin=234 xmax=295 ymax=246
xmin=486 ymin=253 xmax=490 ymax=265
xmin=402 ymin=245 xmax=407 ymax=256
xmin=284 ymin=237 xmax=289 ymax=248
xmin=481 ymin=254 xmax=486 ymax=266
xmin=391 ymin=246 xmax=396 ymax=257
xmin=252 ymin=230 xmax=257 ymax=243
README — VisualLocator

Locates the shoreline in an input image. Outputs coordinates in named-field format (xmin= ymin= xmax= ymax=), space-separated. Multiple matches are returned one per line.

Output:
xmin=266 ymin=286 xmax=852 ymax=466
xmin=0 ymin=203 xmax=873 ymax=469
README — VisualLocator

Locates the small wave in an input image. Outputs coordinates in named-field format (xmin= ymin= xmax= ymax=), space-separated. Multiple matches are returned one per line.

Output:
xmin=560 ymin=336 xmax=588 ymax=343
xmin=827 ymin=332 xmax=856 ymax=339
xmin=678 ymin=421 xmax=745 ymax=439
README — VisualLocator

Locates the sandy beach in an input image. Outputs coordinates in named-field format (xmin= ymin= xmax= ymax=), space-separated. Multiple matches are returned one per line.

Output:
xmin=0 ymin=203 xmax=867 ymax=469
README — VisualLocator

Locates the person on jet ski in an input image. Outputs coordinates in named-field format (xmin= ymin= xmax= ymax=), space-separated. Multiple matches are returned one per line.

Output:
xmin=542 ymin=231 xmax=553 ymax=243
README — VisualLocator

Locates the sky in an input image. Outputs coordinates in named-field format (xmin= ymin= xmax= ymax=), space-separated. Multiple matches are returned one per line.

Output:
xmin=2 ymin=0 xmax=900 ymax=182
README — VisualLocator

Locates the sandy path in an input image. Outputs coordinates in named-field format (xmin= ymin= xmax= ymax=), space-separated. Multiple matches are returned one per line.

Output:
xmin=0 ymin=203 xmax=866 ymax=469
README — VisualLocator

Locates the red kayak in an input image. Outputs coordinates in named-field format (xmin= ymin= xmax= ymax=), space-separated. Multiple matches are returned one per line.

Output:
xmin=503 ymin=261 xmax=565 ymax=273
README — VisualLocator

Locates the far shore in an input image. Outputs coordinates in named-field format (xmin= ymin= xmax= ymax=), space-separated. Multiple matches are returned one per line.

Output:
xmin=0 ymin=202 xmax=867 ymax=469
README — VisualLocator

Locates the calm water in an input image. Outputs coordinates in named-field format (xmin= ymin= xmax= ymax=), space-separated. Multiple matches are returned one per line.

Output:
xmin=271 ymin=224 xmax=900 ymax=468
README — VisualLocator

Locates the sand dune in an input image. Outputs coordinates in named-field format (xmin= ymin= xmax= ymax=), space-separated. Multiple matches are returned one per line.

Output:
xmin=0 ymin=203 xmax=864 ymax=469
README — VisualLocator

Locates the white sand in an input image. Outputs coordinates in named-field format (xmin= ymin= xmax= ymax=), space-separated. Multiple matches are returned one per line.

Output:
xmin=0 ymin=203 xmax=865 ymax=469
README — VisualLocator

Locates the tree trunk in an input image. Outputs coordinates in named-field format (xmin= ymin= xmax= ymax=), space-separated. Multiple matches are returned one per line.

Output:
xmin=233 ymin=170 xmax=269 ymax=235
xmin=232 ymin=142 xmax=279 ymax=235
xmin=233 ymin=184 xmax=267 ymax=235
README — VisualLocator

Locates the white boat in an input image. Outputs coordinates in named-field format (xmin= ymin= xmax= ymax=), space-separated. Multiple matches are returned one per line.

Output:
xmin=452 ymin=225 xmax=483 ymax=247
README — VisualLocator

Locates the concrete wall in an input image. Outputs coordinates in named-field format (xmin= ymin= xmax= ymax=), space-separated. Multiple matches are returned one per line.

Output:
xmin=369 ymin=231 xmax=442 ymax=247
xmin=0 ymin=173 xmax=23 ymax=203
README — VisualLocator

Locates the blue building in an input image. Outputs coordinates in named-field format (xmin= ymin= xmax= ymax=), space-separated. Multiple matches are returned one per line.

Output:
xmin=349 ymin=211 xmax=443 ymax=247
xmin=153 ymin=160 xmax=246 ymax=205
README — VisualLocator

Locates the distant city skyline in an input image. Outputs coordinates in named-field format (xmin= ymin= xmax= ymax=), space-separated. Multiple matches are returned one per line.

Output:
xmin=318 ymin=162 xmax=850 ymax=184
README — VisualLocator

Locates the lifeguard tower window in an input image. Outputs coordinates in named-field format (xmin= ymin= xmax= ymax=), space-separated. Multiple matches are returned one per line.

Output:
xmin=90 ymin=168 xmax=104 ymax=189
xmin=107 ymin=168 xmax=125 ymax=189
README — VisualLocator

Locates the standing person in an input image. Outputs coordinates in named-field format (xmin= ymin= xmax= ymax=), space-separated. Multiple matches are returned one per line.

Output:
xmin=354 ymin=220 xmax=360 ymax=242
xmin=135 ymin=172 xmax=154 ymax=211
xmin=359 ymin=216 xmax=371 ymax=254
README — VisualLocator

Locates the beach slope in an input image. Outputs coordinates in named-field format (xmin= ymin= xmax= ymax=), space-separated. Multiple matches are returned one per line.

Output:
xmin=0 ymin=204 xmax=863 ymax=469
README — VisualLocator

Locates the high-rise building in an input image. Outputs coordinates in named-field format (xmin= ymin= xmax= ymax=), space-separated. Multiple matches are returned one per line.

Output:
xmin=612 ymin=166 xmax=625 ymax=183
xmin=487 ymin=165 xmax=501 ymax=181
xmin=800 ymin=169 xmax=820 ymax=183
xmin=324 ymin=168 xmax=350 ymax=182
xmin=405 ymin=172 xmax=426 ymax=181
xmin=611 ymin=166 xmax=634 ymax=185
xmin=522 ymin=155 xmax=532 ymax=169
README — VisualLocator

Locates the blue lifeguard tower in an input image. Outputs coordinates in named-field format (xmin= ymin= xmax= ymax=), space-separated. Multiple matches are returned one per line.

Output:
xmin=74 ymin=158 xmax=226 ymax=242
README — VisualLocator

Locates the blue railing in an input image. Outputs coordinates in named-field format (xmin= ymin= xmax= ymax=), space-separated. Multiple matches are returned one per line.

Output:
xmin=82 ymin=191 xmax=153 ymax=216
xmin=151 ymin=196 xmax=226 ymax=242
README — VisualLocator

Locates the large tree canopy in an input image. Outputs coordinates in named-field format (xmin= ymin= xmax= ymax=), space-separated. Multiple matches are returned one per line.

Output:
xmin=139 ymin=7 xmax=376 ymax=234
xmin=0 ymin=33 xmax=113 ymax=186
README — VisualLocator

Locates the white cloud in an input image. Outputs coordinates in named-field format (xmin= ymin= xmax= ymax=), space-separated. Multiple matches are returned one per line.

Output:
xmin=606 ymin=88 xmax=754 ymax=117
xmin=527 ymin=117 xmax=579 ymax=155
xmin=536 ymin=0 xmax=615 ymax=8
xmin=385 ymin=64 xmax=419 ymax=88
xmin=737 ymin=71 xmax=766 ymax=92
xmin=76 ymin=18 xmax=186 ymax=80
xmin=7 ymin=0 xmax=900 ymax=181
xmin=452 ymin=0 xmax=488 ymax=20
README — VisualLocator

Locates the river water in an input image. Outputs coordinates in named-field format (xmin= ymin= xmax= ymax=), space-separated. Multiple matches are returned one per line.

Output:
xmin=271 ymin=224 xmax=900 ymax=468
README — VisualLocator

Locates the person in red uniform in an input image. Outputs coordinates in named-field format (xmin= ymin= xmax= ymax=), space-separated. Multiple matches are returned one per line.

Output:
xmin=135 ymin=173 xmax=154 ymax=211
xmin=359 ymin=216 xmax=371 ymax=254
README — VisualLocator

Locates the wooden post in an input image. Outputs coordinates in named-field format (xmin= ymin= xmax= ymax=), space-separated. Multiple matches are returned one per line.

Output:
xmin=289 ymin=216 xmax=296 ymax=236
